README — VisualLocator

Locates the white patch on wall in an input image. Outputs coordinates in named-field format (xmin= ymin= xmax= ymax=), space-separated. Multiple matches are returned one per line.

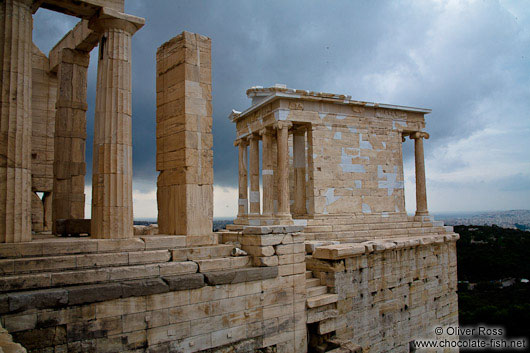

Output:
xmin=392 ymin=119 xmax=407 ymax=130
xmin=382 ymin=212 xmax=389 ymax=218
xmin=312 ymin=154 xmax=318 ymax=159
xmin=325 ymin=124 xmax=332 ymax=131
xmin=293 ymin=219 xmax=308 ymax=226
xmin=340 ymin=148 xmax=365 ymax=173
xmin=347 ymin=126 xmax=357 ymax=133
xmin=377 ymin=165 xmax=404 ymax=196
xmin=333 ymin=132 xmax=342 ymax=140
xmin=249 ymin=219 xmax=261 ymax=226
xmin=289 ymin=146 xmax=293 ymax=158
xmin=238 ymin=199 xmax=247 ymax=205
xmin=359 ymin=134 xmax=372 ymax=150
xmin=319 ymin=113 xmax=327 ymax=120
xmin=325 ymin=188 xmax=341 ymax=205
xmin=262 ymin=169 xmax=274 ymax=175
xmin=250 ymin=191 xmax=260 ymax=202
xmin=395 ymin=205 xmax=400 ymax=213
xmin=362 ymin=203 xmax=371 ymax=213
xmin=275 ymin=109 xmax=290 ymax=121
xmin=336 ymin=115 xmax=346 ymax=120
xmin=355 ymin=180 xmax=362 ymax=189
xmin=382 ymin=142 xmax=386 ymax=148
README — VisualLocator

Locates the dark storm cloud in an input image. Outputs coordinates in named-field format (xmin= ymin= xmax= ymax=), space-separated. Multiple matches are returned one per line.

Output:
xmin=33 ymin=0 xmax=530 ymax=211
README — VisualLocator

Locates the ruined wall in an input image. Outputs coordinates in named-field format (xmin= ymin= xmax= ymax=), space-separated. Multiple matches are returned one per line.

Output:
xmin=156 ymin=32 xmax=213 ymax=237
xmin=307 ymin=234 xmax=459 ymax=352
xmin=0 ymin=229 xmax=306 ymax=353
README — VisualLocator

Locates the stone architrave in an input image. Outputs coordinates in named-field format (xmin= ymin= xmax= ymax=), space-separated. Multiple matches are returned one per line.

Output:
xmin=89 ymin=9 xmax=144 ymax=238
xmin=0 ymin=0 xmax=33 ymax=242
xmin=156 ymin=32 xmax=213 ymax=236
xmin=52 ymin=48 xmax=89 ymax=232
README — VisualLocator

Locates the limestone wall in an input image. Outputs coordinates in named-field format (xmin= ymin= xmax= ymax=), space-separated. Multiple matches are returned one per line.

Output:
xmin=307 ymin=234 xmax=459 ymax=352
xmin=0 ymin=230 xmax=306 ymax=353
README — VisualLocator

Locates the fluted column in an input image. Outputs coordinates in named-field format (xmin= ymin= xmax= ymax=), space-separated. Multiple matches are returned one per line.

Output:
xmin=276 ymin=121 xmax=292 ymax=219
xmin=0 ymin=0 xmax=33 ymax=242
xmin=89 ymin=14 xmax=143 ymax=238
xmin=249 ymin=134 xmax=260 ymax=216
xmin=261 ymin=128 xmax=274 ymax=217
xmin=52 ymin=48 xmax=89 ymax=233
xmin=292 ymin=127 xmax=307 ymax=215
xmin=411 ymin=132 xmax=429 ymax=216
xmin=235 ymin=139 xmax=248 ymax=222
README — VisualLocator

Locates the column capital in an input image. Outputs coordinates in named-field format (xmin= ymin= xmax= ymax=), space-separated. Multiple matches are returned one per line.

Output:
xmin=259 ymin=126 xmax=274 ymax=137
xmin=89 ymin=7 xmax=145 ymax=35
xmin=234 ymin=138 xmax=249 ymax=147
xmin=410 ymin=131 xmax=430 ymax=140
xmin=273 ymin=121 xmax=293 ymax=130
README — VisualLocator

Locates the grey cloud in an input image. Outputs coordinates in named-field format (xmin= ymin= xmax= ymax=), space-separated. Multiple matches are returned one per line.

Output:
xmin=33 ymin=1 xmax=530 ymax=206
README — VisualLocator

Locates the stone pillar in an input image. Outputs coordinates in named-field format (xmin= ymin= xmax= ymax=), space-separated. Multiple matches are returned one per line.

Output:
xmin=43 ymin=192 xmax=53 ymax=231
xmin=276 ymin=121 xmax=292 ymax=219
xmin=0 ymin=0 xmax=33 ymax=242
xmin=235 ymin=139 xmax=248 ymax=223
xmin=249 ymin=134 xmax=260 ymax=216
xmin=411 ymin=132 xmax=429 ymax=216
xmin=261 ymin=128 xmax=274 ymax=217
xmin=156 ymin=32 xmax=213 ymax=239
xmin=89 ymin=13 xmax=143 ymax=239
xmin=292 ymin=127 xmax=307 ymax=215
xmin=52 ymin=48 xmax=89 ymax=232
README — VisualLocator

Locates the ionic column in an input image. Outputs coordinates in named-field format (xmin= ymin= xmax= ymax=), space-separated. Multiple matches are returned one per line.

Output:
xmin=275 ymin=121 xmax=292 ymax=219
xmin=249 ymin=134 xmax=260 ymax=215
xmin=0 ymin=0 xmax=33 ymax=242
xmin=89 ymin=13 xmax=144 ymax=238
xmin=260 ymin=128 xmax=274 ymax=217
xmin=292 ymin=127 xmax=307 ymax=215
xmin=411 ymin=132 xmax=429 ymax=216
xmin=235 ymin=139 xmax=248 ymax=221
xmin=52 ymin=48 xmax=89 ymax=233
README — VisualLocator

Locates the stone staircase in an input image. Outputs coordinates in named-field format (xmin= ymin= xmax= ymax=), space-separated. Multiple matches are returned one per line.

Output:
xmin=305 ymin=270 xmax=338 ymax=335
xmin=0 ymin=235 xmax=253 ymax=294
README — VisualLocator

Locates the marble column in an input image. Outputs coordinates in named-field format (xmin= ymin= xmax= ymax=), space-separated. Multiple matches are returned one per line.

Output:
xmin=52 ymin=48 xmax=89 ymax=233
xmin=0 ymin=0 xmax=33 ymax=242
xmin=249 ymin=134 xmax=260 ymax=216
xmin=261 ymin=128 xmax=274 ymax=217
xmin=292 ymin=127 xmax=307 ymax=215
xmin=89 ymin=13 xmax=143 ymax=238
xmin=411 ymin=132 xmax=429 ymax=216
xmin=235 ymin=139 xmax=248 ymax=223
xmin=276 ymin=121 xmax=292 ymax=219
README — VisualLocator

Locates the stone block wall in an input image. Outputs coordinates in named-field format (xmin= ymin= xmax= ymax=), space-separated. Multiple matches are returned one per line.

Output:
xmin=156 ymin=31 xmax=213 ymax=237
xmin=0 ymin=229 xmax=307 ymax=353
xmin=308 ymin=234 xmax=459 ymax=352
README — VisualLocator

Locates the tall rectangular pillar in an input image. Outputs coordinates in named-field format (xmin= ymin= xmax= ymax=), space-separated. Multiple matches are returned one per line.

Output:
xmin=0 ymin=0 xmax=33 ymax=242
xmin=292 ymin=127 xmax=307 ymax=215
xmin=52 ymin=48 xmax=89 ymax=231
xmin=156 ymin=32 xmax=213 ymax=237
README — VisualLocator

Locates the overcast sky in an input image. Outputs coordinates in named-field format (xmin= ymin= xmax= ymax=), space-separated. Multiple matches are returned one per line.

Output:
xmin=32 ymin=0 xmax=530 ymax=218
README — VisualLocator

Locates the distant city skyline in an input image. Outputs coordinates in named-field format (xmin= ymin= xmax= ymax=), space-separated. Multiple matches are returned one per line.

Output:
xmin=32 ymin=0 xmax=530 ymax=218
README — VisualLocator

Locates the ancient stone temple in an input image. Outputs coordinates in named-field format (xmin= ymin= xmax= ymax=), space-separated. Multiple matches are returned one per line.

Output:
xmin=0 ymin=1 xmax=458 ymax=352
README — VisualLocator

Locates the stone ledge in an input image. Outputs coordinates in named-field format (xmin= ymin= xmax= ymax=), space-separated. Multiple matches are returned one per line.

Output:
xmin=311 ymin=233 xmax=459 ymax=260
xmin=242 ymin=225 xmax=304 ymax=235
xmin=203 ymin=267 xmax=278 ymax=285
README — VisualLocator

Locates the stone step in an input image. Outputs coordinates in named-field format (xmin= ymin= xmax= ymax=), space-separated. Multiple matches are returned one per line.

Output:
xmin=307 ymin=285 xmax=327 ymax=298
xmin=305 ymin=270 xmax=313 ymax=279
xmin=306 ymin=278 xmax=321 ymax=288
xmin=0 ymin=249 xmax=174 ymax=275
xmin=171 ymin=244 xmax=236 ymax=261
xmin=307 ymin=304 xmax=338 ymax=324
xmin=195 ymin=256 xmax=251 ymax=272
xmin=0 ymin=261 xmax=199 ymax=293
xmin=307 ymin=294 xmax=338 ymax=309
xmin=0 ymin=235 xmax=187 ymax=259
